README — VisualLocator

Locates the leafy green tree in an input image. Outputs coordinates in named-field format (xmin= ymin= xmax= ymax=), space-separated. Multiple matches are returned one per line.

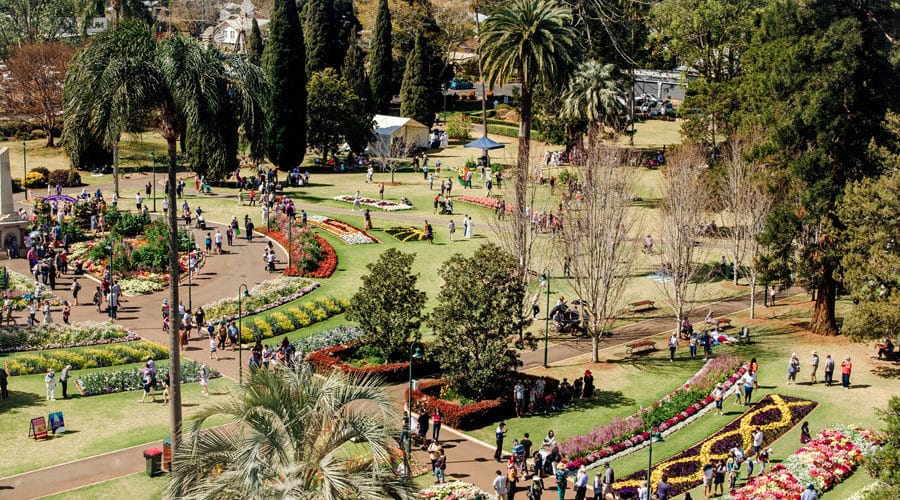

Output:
xmin=263 ymin=0 xmax=307 ymax=169
xmin=167 ymin=369 xmax=406 ymax=499
xmin=399 ymin=31 xmax=433 ymax=128
xmin=864 ymin=396 xmax=900 ymax=499
xmin=247 ymin=17 xmax=263 ymax=66
xmin=838 ymin=171 xmax=900 ymax=341
xmin=346 ymin=248 xmax=425 ymax=361
xmin=306 ymin=68 xmax=374 ymax=160
xmin=429 ymin=244 xmax=524 ymax=399
xmin=481 ymin=0 xmax=576 ymax=275
xmin=743 ymin=0 xmax=897 ymax=335
xmin=369 ymin=0 xmax=393 ymax=113
xmin=0 ymin=0 xmax=74 ymax=58
xmin=63 ymin=21 xmax=267 ymax=449
xmin=651 ymin=0 xmax=753 ymax=145
xmin=561 ymin=60 xmax=627 ymax=142
xmin=303 ymin=0 xmax=329 ymax=74
xmin=342 ymin=30 xmax=373 ymax=114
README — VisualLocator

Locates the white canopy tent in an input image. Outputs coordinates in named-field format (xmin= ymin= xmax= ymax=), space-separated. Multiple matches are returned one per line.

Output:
xmin=371 ymin=114 xmax=431 ymax=149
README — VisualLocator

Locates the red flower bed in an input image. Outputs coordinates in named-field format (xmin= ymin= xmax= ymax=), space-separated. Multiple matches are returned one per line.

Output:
xmin=263 ymin=229 xmax=337 ymax=278
xmin=307 ymin=343 xmax=438 ymax=384
xmin=457 ymin=195 xmax=515 ymax=213
xmin=405 ymin=379 xmax=509 ymax=430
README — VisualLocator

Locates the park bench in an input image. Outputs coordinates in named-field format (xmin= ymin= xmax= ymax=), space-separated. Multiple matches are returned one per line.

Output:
xmin=625 ymin=340 xmax=657 ymax=356
xmin=628 ymin=300 xmax=656 ymax=313
xmin=716 ymin=318 xmax=732 ymax=329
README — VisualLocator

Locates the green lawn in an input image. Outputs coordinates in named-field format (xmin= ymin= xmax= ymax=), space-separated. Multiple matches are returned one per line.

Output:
xmin=0 ymin=362 xmax=238 ymax=477
xmin=38 ymin=472 xmax=168 ymax=500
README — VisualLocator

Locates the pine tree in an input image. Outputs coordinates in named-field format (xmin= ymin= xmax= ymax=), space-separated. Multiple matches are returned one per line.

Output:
xmin=330 ymin=0 xmax=361 ymax=70
xmin=262 ymin=0 xmax=307 ymax=169
xmin=247 ymin=18 xmax=263 ymax=66
xmin=369 ymin=0 xmax=393 ymax=113
xmin=303 ymin=0 xmax=329 ymax=74
xmin=399 ymin=31 xmax=433 ymax=128
xmin=342 ymin=31 xmax=372 ymax=114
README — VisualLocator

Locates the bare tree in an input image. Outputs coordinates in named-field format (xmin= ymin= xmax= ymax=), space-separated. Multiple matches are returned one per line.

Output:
xmin=433 ymin=0 xmax=475 ymax=79
xmin=366 ymin=136 xmax=417 ymax=184
xmin=0 ymin=41 xmax=75 ymax=147
xmin=657 ymin=145 xmax=709 ymax=330
xmin=718 ymin=139 xmax=774 ymax=318
xmin=558 ymin=145 xmax=635 ymax=362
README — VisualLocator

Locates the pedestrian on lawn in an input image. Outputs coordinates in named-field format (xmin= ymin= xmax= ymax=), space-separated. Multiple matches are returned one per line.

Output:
xmin=810 ymin=351 xmax=820 ymax=383
xmin=841 ymin=356 xmax=852 ymax=389
xmin=0 ymin=363 xmax=8 ymax=399
xmin=824 ymin=354 xmax=835 ymax=386
xmin=800 ymin=421 xmax=812 ymax=444
xmin=433 ymin=448 xmax=446 ymax=484
xmin=199 ymin=363 xmax=210 ymax=396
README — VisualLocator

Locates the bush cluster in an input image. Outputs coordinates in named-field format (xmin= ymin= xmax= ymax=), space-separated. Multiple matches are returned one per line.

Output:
xmin=76 ymin=360 xmax=219 ymax=397
xmin=47 ymin=169 xmax=83 ymax=187
xmin=307 ymin=342 xmax=440 ymax=384
xmin=239 ymin=297 xmax=349 ymax=342
xmin=5 ymin=341 xmax=168 ymax=376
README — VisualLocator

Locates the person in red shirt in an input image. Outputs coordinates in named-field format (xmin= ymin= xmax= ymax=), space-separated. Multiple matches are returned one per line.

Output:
xmin=841 ymin=357 xmax=852 ymax=389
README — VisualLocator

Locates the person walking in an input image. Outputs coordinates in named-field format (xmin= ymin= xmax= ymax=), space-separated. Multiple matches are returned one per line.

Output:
xmin=742 ymin=370 xmax=754 ymax=405
xmin=787 ymin=353 xmax=799 ymax=385
xmin=199 ymin=363 xmax=210 ymax=396
xmin=712 ymin=384 xmax=724 ymax=415
xmin=656 ymin=475 xmax=673 ymax=500
xmin=494 ymin=469 xmax=509 ymax=500
xmin=573 ymin=466 xmax=588 ymax=500
xmin=602 ymin=463 xmax=616 ymax=500
xmin=800 ymin=483 xmax=819 ymax=500
xmin=44 ymin=368 xmax=57 ymax=401
xmin=432 ymin=409 xmax=442 ymax=442
xmin=841 ymin=357 xmax=852 ymax=389
xmin=70 ymin=278 xmax=81 ymax=305
xmin=810 ymin=351 xmax=820 ymax=383
xmin=555 ymin=467 xmax=568 ymax=500
xmin=495 ymin=421 xmax=508 ymax=461
xmin=0 ymin=363 xmax=8 ymax=399
xmin=448 ymin=220 xmax=456 ymax=242
xmin=60 ymin=364 xmax=72 ymax=399
xmin=668 ymin=333 xmax=678 ymax=362
xmin=434 ymin=449 xmax=446 ymax=484
xmin=824 ymin=354 xmax=835 ymax=386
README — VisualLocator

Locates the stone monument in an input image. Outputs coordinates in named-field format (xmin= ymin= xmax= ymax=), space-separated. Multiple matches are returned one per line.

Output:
xmin=0 ymin=147 xmax=28 ymax=258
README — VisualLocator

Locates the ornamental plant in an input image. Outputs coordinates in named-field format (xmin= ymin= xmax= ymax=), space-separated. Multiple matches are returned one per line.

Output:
xmin=0 ymin=321 xmax=135 ymax=353
xmin=239 ymin=297 xmax=350 ymax=342
xmin=5 ymin=341 xmax=168 ymax=375
xmin=202 ymin=278 xmax=319 ymax=321
xmin=76 ymin=359 xmax=219 ymax=396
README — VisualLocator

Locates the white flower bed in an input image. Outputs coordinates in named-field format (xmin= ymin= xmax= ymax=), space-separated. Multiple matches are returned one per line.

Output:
xmin=417 ymin=481 xmax=492 ymax=499
xmin=203 ymin=278 xmax=320 ymax=322
xmin=333 ymin=195 xmax=412 ymax=211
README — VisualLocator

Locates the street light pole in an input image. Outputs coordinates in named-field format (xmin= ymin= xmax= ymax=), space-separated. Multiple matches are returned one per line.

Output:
xmin=150 ymin=150 xmax=157 ymax=212
xmin=542 ymin=269 xmax=551 ymax=368
xmin=237 ymin=283 xmax=249 ymax=385
xmin=405 ymin=342 xmax=424 ymax=486
xmin=22 ymin=141 xmax=27 ymax=200
xmin=287 ymin=216 xmax=292 ymax=271
xmin=647 ymin=428 xmax=663 ymax=494
xmin=441 ymin=84 xmax=447 ymax=124
xmin=107 ymin=243 xmax=114 ymax=319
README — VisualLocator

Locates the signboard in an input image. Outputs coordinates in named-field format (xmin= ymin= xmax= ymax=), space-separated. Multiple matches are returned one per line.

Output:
xmin=49 ymin=412 xmax=65 ymax=433
xmin=29 ymin=417 xmax=48 ymax=440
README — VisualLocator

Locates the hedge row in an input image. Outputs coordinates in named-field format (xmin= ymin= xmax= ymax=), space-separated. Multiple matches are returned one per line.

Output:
xmin=307 ymin=342 xmax=439 ymax=384
xmin=5 ymin=341 xmax=168 ymax=376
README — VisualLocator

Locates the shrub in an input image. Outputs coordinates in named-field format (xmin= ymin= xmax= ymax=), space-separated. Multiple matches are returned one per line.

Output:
xmin=446 ymin=113 xmax=471 ymax=140
xmin=405 ymin=379 xmax=508 ymax=429
xmin=24 ymin=171 xmax=46 ymax=188
xmin=31 ymin=166 xmax=51 ymax=179
xmin=307 ymin=342 xmax=440 ymax=384
xmin=47 ymin=169 xmax=82 ymax=187
xmin=76 ymin=360 xmax=219 ymax=396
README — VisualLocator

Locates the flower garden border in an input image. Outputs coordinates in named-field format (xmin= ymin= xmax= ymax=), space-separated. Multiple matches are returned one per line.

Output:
xmin=612 ymin=394 xmax=818 ymax=498
xmin=307 ymin=342 xmax=440 ymax=385
xmin=456 ymin=195 xmax=515 ymax=213
xmin=560 ymin=356 xmax=746 ymax=471
xmin=307 ymin=215 xmax=378 ymax=245
xmin=0 ymin=321 xmax=139 ymax=353
xmin=204 ymin=280 xmax=321 ymax=324
xmin=262 ymin=228 xmax=338 ymax=278
xmin=333 ymin=195 xmax=412 ymax=211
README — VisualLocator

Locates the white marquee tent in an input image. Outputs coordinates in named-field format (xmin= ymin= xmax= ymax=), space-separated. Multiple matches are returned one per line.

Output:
xmin=371 ymin=114 xmax=431 ymax=149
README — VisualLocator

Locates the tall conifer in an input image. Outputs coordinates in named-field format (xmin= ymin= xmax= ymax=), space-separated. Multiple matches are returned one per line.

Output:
xmin=342 ymin=31 xmax=373 ymax=114
xmin=369 ymin=0 xmax=393 ymax=113
xmin=399 ymin=31 xmax=433 ymax=128
xmin=247 ymin=18 xmax=263 ymax=66
xmin=303 ymin=0 xmax=329 ymax=74
xmin=262 ymin=0 xmax=306 ymax=169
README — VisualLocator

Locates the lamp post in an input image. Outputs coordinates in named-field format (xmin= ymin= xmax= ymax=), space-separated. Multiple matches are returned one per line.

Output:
xmin=237 ymin=283 xmax=249 ymax=385
xmin=441 ymin=84 xmax=447 ymax=124
xmin=287 ymin=215 xmax=292 ymax=271
xmin=106 ymin=243 xmax=114 ymax=319
xmin=647 ymin=428 xmax=664 ymax=493
xmin=22 ymin=141 xmax=27 ymax=200
xmin=150 ymin=150 xmax=157 ymax=212
xmin=405 ymin=342 xmax=424 ymax=483
xmin=542 ymin=268 xmax=551 ymax=368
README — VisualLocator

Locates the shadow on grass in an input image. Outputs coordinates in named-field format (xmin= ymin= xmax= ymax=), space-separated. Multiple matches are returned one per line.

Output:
xmin=873 ymin=366 xmax=900 ymax=379
xmin=0 ymin=389 xmax=44 ymax=412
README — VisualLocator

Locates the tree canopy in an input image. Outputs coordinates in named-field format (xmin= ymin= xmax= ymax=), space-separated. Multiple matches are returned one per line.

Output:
xmin=368 ymin=0 xmax=393 ymax=113
xmin=399 ymin=31 xmax=434 ymax=128
xmin=306 ymin=68 xmax=374 ymax=159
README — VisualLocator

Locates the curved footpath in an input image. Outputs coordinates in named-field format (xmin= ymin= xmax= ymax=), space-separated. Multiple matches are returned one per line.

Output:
xmin=0 ymin=174 xmax=803 ymax=498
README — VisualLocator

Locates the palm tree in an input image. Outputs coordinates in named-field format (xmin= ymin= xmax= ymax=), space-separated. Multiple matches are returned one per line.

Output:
xmin=480 ymin=0 xmax=576 ymax=269
xmin=562 ymin=60 xmax=627 ymax=145
xmin=167 ymin=368 xmax=407 ymax=499
xmin=62 ymin=21 xmax=267 ymax=449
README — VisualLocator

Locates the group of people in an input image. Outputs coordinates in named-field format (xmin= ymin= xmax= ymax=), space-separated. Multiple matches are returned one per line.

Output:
xmin=787 ymin=351 xmax=852 ymax=388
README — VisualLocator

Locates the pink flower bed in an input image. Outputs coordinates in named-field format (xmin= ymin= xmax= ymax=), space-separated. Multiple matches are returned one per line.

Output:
xmin=560 ymin=355 xmax=745 ymax=470
xmin=456 ymin=195 xmax=515 ymax=213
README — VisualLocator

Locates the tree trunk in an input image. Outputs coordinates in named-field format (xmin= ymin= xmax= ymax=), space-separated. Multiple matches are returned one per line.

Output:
xmin=749 ymin=277 xmax=757 ymax=319
xmin=112 ymin=140 xmax=120 ymax=197
xmin=165 ymin=135 xmax=183 ymax=452
xmin=733 ymin=263 xmax=739 ymax=285
xmin=45 ymin=129 xmax=55 ymax=148
xmin=515 ymin=85 xmax=532 ymax=272
xmin=628 ymin=66 xmax=635 ymax=146
xmin=591 ymin=331 xmax=600 ymax=363
xmin=809 ymin=275 xmax=838 ymax=335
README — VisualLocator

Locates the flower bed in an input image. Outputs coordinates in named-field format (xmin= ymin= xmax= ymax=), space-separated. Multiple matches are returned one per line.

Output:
xmin=333 ymin=195 xmax=412 ymax=211
xmin=385 ymin=226 xmax=428 ymax=242
xmin=117 ymin=273 xmax=168 ymax=295
xmin=729 ymin=425 xmax=881 ymax=499
xmin=76 ymin=359 xmax=220 ymax=396
xmin=3 ymin=269 xmax=62 ymax=308
xmin=417 ymin=481 xmax=492 ymax=499
xmin=239 ymin=296 xmax=350 ymax=342
xmin=5 ymin=341 xmax=168 ymax=375
xmin=292 ymin=326 xmax=364 ymax=354
xmin=0 ymin=321 xmax=137 ymax=353
xmin=456 ymin=195 xmax=515 ymax=213
xmin=307 ymin=342 xmax=440 ymax=384
xmin=612 ymin=395 xmax=818 ymax=498
xmin=308 ymin=215 xmax=378 ymax=244
xmin=560 ymin=355 xmax=744 ymax=470
xmin=263 ymin=217 xmax=338 ymax=278
xmin=203 ymin=277 xmax=320 ymax=323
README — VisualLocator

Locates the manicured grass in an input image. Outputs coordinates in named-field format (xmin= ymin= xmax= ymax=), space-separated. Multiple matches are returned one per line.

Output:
xmin=616 ymin=119 xmax=684 ymax=149
xmin=0 ymin=361 xmax=238 ymax=477
xmin=38 ymin=471 xmax=167 ymax=500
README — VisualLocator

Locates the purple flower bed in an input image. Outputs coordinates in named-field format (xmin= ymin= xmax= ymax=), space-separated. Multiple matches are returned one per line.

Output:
xmin=611 ymin=395 xmax=818 ymax=497
xmin=559 ymin=356 xmax=744 ymax=470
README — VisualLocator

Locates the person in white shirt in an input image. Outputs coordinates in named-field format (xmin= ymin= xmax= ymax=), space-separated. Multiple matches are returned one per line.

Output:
xmin=493 ymin=469 xmax=509 ymax=500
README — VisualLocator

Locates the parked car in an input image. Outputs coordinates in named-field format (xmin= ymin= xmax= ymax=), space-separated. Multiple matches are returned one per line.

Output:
xmin=449 ymin=78 xmax=474 ymax=90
